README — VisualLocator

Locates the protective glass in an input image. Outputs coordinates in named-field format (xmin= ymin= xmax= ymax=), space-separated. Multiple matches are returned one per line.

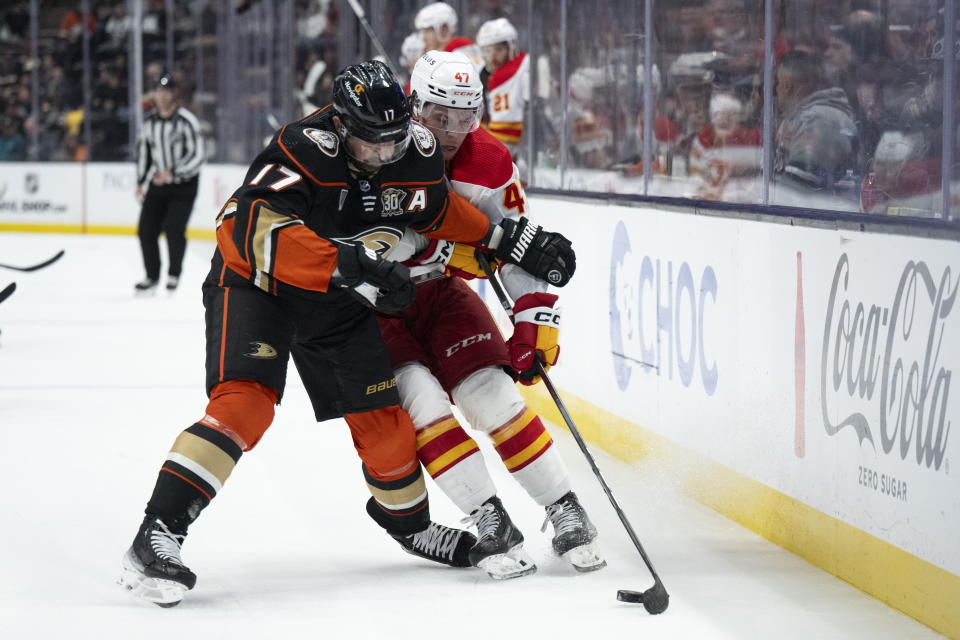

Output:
xmin=344 ymin=132 xmax=411 ymax=167
xmin=417 ymin=103 xmax=484 ymax=134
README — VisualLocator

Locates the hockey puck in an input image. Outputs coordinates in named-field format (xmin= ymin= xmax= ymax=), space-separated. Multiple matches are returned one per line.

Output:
xmin=641 ymin=587 xmax=669 ymax=614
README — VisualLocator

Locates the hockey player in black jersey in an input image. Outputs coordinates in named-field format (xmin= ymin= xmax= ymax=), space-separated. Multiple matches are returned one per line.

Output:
xmin=119 ymin=60 xmax=576 ymax=607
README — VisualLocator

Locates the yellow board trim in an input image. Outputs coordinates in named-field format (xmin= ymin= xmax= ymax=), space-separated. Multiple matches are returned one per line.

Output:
xmin=517 ymin=384 xmax=960 ymax=639
xmin=0 ymin=223 xmax=216 ymax=241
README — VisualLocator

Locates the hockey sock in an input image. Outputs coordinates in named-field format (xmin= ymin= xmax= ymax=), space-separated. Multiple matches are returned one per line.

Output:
xmin=363 ymin=462 xmax=430 ymax=536
xmin=416 ymin=416 xmax=496 ymax=514
xmin=146 ymin=422 xmax=243 ymax=533
xmin=489 ymin=409 xmax=571 ymax=506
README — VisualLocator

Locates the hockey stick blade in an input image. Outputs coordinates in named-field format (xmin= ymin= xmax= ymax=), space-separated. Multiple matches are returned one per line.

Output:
xmin=0 ymin=249 xmax=65 ymax=272
xmin=0 ymin=282 xmax=15 ymax=304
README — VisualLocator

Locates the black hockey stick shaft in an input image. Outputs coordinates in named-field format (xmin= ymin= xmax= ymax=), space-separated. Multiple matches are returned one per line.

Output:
xmin=475 ymin=250 xmax=667 ymax=591
xmin=0 ymin=249 xmax=65 ymax=272
xmin=0 ymin=282 xmax=15 ymax=304
xmin=345 ymin=0 xmax=402 ymax=73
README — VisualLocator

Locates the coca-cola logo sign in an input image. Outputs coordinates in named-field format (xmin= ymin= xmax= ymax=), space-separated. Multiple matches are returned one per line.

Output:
xmin=821 ymin=253 xmax=956 ymax=471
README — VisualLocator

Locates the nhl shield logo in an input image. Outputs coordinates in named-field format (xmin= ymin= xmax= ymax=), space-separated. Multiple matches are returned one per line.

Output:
xmin=411 ymin=123 xmax=436 ymax=157
xmin=303 ymin=128 xmax=339 ymax=157
xmin=380 ymin=187 xmax=407 ymax=217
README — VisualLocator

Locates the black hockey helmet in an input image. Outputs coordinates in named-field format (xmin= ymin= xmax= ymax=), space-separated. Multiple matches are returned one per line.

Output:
xmin=333 ymin=60 xmax=411 ymax=145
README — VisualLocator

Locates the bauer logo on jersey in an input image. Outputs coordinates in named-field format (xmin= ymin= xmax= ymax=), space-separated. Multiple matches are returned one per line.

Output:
xmin=411 ymin=123 xmax=436 ymax=156
xmin=245 ymin=341 xmax=278 ymax=359
xmin=380 ymin=188 xmax=408 ymax=217
xmin=303 ymin=128 xmax=339 ymax=157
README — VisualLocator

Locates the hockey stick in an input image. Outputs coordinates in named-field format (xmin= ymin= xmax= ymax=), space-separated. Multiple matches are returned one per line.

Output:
xmin=0 ymin=249 xmax=65 ymax=272
xmin=345 ymin=0 xmax=402 ymax=74
xmin=475 ymin=250 xmax=669 ymax=615
xmin=0 ymin=282 xmax=15 ymax=305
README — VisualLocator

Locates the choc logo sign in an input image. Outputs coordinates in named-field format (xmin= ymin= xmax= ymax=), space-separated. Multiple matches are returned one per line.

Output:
xmin=821 ymin=253 xmax=956 ymax=471
xmin=610 ymin=221 xmax=718 ymax=394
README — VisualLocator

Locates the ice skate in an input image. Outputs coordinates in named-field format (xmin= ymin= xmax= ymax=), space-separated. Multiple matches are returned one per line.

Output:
xmin=392 ymin=521 xmax=477 ymax=567
xmin=119 ymin=515 xmax=196 ymax=607
xmin=134 ymin=278 xmax=159 ymax=296
xmin=466 ymin=496 xmax=536 ymax=580
xmin=165 ymin=275 xmax=179 ymax=291
xmin=543 ymin=491 xmax=606 ymax=572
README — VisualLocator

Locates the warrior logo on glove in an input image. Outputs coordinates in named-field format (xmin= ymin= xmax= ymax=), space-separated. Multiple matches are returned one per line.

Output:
xmin=494 ymin=217 xmax=575 ymax=287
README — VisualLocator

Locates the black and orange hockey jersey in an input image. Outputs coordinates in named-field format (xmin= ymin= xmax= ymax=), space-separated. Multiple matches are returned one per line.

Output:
xmin=209 ymin=105 xmax=490 ymax=300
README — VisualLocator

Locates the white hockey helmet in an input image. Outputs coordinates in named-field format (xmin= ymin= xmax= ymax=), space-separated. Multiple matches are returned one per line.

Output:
xmin=414 ymin=2 xmax=458 ymax=33
xmin=476 ymin=18 xmax=518 ymax=49
xmin=400 ymin=32 xmax=425 ymax=68
xmin=410 ymin=50 xmax=484 ymax=133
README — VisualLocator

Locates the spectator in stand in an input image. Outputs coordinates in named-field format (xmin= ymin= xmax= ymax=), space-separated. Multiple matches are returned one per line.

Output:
xmin=773 ymin=50 xmax=856 ymax=194
xmin=825 ymin=11 xmax=884 ymax=109
xmin=0 ymin=115 xmax=25 ymax=161
xmin=414 ymin=2 xmax=481 ymax=67
xmin=689 ymin=91 xmax=761 ymax=200
xmin=476 ymin=17 xmax=529 ymax=161
xmin=566 ymin=67 xmax=612 ymax=170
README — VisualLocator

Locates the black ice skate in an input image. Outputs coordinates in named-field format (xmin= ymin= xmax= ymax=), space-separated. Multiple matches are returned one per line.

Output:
xmin=165 ymin=275 xmax=179 ymax=291
xmin=134 ymin=278 xmax=159 ymax=295
xmin=543 ymin=491 xmax=606 ymax=572
xmin=119 ymin=515 xmax=197 ymax=607
xmin=466 ymin=496 xmax=536 ymax=580
xmin=391 ymin=521 xmax=477 ymax=568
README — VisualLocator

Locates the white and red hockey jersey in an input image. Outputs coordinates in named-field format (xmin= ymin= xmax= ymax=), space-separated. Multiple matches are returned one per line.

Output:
xmin=448 ymin=126 xmax=544 ymax=299
xmin=394 ymin=126 xmax=544 ymax=300
xmin=484 ymin=52 xmax=529 ymax=156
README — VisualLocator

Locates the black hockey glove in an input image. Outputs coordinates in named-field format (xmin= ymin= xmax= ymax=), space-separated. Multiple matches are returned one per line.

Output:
xmin=493 ymin=217 xmax=576 ymax=287
xmin=335 ymin=242 xmax=415 ymax=314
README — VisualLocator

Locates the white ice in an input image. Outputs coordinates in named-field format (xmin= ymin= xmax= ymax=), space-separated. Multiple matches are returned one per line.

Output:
xmin=0 ymin=233 xmax=943 ymax=639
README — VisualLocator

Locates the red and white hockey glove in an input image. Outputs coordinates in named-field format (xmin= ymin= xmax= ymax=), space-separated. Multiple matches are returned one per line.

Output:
xmin=509 ymin=292 xmax=561 ymax=385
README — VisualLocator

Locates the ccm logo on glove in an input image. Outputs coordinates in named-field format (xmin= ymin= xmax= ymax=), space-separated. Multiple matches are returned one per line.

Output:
xmin=510 ymin=292 xmax=561 ymax=385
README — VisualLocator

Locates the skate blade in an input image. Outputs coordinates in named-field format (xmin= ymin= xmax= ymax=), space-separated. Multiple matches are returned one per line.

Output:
xmin=119 ymin=551 xmax=186 ymax=607
xmin=562 ymin=540 xmax=607 ymax=573
xmin=477 ymin=544 xmax=537 ymax=580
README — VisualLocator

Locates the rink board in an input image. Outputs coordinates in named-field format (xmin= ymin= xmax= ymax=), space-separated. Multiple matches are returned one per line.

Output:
xmin=496 ymin=194 xmax=959 ymax=639
xmin=1 ymin=162 xmax=958 ymax=637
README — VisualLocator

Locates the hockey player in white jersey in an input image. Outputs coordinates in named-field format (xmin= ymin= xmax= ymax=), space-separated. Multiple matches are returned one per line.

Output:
xmin=414 ymin=2 xmax=482 ymax=68
xmin=476 ymin=18 xmax=530 ymax=159
xmin=377 ymin=50 xmax=605 ymax=579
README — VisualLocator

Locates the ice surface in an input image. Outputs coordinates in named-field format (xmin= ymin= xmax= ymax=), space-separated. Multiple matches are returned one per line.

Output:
xmin=0 ymin=233 xmax=943 ymax=639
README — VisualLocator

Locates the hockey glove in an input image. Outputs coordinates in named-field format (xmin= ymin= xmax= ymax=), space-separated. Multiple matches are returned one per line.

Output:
xmin=509 ymin=292 xmax=561 ymax=385
xmin=336 ymin=242 xmax=415 ymax=314
xmin=493 ymin=217 xmax=575 ymax=287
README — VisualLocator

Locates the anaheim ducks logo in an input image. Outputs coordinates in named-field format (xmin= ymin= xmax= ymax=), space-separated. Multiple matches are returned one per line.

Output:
xmin=411 ymin=122 xmax=436 ymax=157
xmin=333 ymin=226 xmax=403 ymax=259
xmin=245 ymin=341 xmax=278 ymax=359
xmin=303 ymin=128 xmax=339 ymax=157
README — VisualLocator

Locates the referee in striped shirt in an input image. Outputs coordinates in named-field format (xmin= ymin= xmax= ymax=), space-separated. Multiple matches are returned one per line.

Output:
xmin=134 ymin=72 xmax=204 ymax=293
